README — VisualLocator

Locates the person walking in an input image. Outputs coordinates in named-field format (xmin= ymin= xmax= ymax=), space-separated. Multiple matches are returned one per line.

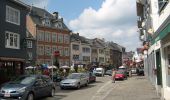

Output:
xmin=112 ymin=69 xmax=116 ymax=83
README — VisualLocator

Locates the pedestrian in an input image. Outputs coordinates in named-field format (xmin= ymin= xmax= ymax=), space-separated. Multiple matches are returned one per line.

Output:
xmin=112 ymin=69 xmax=116 ymax=83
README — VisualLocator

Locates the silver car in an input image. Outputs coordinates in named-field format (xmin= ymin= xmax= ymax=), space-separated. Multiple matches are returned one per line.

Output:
xmin=60 ymin=73 xmax=89 ymax=89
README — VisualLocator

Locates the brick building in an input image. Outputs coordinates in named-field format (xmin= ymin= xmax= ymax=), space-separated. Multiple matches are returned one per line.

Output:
xmin=27 ymin=6 xmax=71 ymax=67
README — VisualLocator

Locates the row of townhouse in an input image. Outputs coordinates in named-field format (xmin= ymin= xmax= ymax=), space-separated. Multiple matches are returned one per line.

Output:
xmin=136 ymin=0 xmax=170 ymax=100
xmin=0 ymin=0 xmax=125 ymax=85
xmin=70 ymin=33 xmax=124 ymax=68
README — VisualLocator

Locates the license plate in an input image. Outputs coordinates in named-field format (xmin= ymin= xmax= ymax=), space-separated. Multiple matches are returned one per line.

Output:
xmin=4 ymin=92 xmax=10 ymax=97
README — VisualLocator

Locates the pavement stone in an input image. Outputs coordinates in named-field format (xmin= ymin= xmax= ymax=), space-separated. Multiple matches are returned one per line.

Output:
xmin=104 ymin=76 xmax=160 ymax=100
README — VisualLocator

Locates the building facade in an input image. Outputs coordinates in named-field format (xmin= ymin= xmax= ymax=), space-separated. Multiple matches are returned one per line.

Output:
xmin=27 ymin=7 xmax=70 ymax=67
xmin=0 ymin=0 xmax=29 ymax=84
xmin=70 ymin=33 xmax=91 ymax=67
xmin=136 ymin=0 xmax=170 ymax=99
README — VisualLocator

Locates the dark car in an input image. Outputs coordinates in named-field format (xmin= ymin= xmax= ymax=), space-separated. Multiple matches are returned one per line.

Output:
xmin=0 ymin=75 xmax=55 ymax=100
xmin=137 ymin=67 xmax=144 ymax=76
xmin=84 ymin=72 xmax=96 ymax=83
xmin=105 ymin=70 xmax=112 ymax=76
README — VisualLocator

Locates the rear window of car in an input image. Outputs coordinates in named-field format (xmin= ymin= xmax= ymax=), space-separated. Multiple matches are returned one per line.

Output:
xmin=116 ymin=71 xmax=123 ymax=74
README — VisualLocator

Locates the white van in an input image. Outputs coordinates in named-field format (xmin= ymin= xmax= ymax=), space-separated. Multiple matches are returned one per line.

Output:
xmin=93 ymin=68 xmax=105 ymax=77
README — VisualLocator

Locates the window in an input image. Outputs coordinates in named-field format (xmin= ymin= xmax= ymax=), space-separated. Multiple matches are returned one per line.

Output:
xmin=28 ymin=52 xmax=33 ymax=60
xmin=64 ymin=35 xmax=69 ymax=44
xmin=58 ymin=34 xmax=63 ymax=43
xmin=45 ymin=45 xmax=51 ymax=56
xmin=72 ymin=44 xmax=79 ymax=50
xmin=42 ymin=19 xmax=51 ymax=26
xmin=6 ymin=6 xmax=20 ymax=25
xmin=165 ymin=46 xmax=170 ymax=87
xmin=58 ymin=46 xmax=63 ymax=56
xmin=37 ymin=45 xmax=44 ymax=55
xmin=5 ymin=31 xmax=20 ymax=49
xmin=37 ymin=30 xmax=44 ymax=41
xmin=105 ymin=51 xmax=110 ymax=56
xmin=99 ymin=57 xmax=104 ymax=63
xmin=83 ymin=56 xmax=90 ymax=61
xmin=73 ymin=55 xmax=79 ymax=60
xmin=45 ymin=32 xmax=51 ymax=42
xmin=52 ymin=33 xmax=57 ymax=43
xmin=64 ymin=47 xmax=69 ymax=56
xmin=82 ymin=47 xmax=90 ymax=53
xmin=52 ymin=46 xmax=58 ymax=54
xmin=99 ymin=49 xmax=104 ymax=54
xmin=158 ymin=0 xmax=168 ymax=13
xmin=27 ymin=40 xmax=32 ymax=48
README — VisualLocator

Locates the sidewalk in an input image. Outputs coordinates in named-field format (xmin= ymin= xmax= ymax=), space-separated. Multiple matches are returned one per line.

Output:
xmin=105 ymin=76 xmax=160 ymax=100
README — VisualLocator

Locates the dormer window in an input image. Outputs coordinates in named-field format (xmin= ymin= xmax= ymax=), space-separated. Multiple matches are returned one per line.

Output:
xmin=55 ymin=22 xmax=63 ymax=29
xmin=42 ymin=19 xmax=50 ymax=26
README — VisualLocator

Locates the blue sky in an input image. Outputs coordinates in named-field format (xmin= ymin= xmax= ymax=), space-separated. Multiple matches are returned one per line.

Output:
xmin=22 ymin=0 xmax=140 ymax=51
xmin=47 ymin=0 xmax=103 ymax=21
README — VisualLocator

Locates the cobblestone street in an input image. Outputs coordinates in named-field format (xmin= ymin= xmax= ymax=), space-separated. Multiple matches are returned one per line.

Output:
xmin=105 ymin=76 xmax=161 ymax=100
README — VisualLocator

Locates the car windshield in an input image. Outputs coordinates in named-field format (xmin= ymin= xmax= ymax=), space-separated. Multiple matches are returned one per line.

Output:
xmin=106 ymin=70 xmax=112 ymax=73
xmin=116 ymin=71 xmax=123 ymax=74
xmin=67 ymin=74 xmax=81 ymax=79
xmin=11 ymin=76 xmax=36 ymax=85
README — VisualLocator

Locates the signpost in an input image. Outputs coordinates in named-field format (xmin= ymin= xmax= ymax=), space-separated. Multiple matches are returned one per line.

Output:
xmin=51 ymin=51 xmax=60 ymax=81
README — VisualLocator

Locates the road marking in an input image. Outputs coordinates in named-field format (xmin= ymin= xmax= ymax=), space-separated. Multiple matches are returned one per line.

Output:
xmin=91 ymin=80 xmax=118 ymax=100
xmin=102 ymin=83 xmax=118 ymax=100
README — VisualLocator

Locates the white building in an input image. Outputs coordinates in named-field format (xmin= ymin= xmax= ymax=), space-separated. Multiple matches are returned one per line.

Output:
xmin=136 ymin=0 xmax=170 ymax=100
xmin=70 ymin=33 xmax=91 ymax=67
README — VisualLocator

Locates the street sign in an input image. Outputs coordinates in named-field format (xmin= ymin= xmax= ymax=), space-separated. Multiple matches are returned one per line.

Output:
xmin=54 ymin=51 xmax=60 ymax=57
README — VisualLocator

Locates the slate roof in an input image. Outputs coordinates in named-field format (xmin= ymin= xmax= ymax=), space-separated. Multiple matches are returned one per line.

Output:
xmin=29 ymin=6 xmax=69 ymax=31
xmin=70 ymin=33 xmax=91 ymax=44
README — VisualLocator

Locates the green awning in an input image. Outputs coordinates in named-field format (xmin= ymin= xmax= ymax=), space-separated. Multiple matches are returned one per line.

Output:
xmin=151 ymin=23 xmax=170 ymax=44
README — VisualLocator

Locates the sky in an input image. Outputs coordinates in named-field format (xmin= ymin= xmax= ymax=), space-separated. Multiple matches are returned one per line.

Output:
xmin=22 ymin=0 xmax=141 ymax=52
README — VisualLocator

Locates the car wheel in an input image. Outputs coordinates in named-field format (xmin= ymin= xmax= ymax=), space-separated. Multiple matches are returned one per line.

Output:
xmin=85 ymin=81 xmax=88 ymax=86
xmin=60 ymin=87 xmax=64 ymax=90
xmin=49 ymin=88 xmax=55 ymax=97
xmin=27 ymin=93 xmax=34 ymax=100
xmin=77 ymin=83 xmax=80 ymax=89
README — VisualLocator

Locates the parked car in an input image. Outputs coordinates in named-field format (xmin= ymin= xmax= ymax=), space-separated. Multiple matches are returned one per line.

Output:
xmin=118 ymin=66 xmax=128 ymax=78
xmin=115 ymin=71 xmax=126 ymax=80
xmin=93 ymin=68 xmax=105 ymax=77
xmin=137 ymin=67 xmax=144 ymax=76
xmin=83 ymin=72 xmax=96 ymax=83
xmin=105 ymin=70 xmax=112 ymax=76
xmin=0 ymin=75 xmax=55 ymax=100
xmin=60 ymin=73 xmax=89 ymax=89
xmin=131 ymin=68 xmax=137 ymax=74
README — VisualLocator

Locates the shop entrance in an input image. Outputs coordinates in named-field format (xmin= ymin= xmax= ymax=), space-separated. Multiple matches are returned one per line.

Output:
xmin=156 ymin=50 xmax=162 ymax=86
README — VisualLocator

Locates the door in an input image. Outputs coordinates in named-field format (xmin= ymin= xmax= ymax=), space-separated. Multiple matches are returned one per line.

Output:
xmin=34 ymin=78 xmax=45 ymax=98
xmin=156 ymin=51 xmax=162 ymax=86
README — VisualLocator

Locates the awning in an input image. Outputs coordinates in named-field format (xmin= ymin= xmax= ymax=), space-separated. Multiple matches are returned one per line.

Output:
xmin=0 ymin=57 xmax=25 ymax=62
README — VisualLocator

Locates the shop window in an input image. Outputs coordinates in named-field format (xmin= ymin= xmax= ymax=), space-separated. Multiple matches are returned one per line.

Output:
xmin=166 ymin=46 xmax=170 ymax=87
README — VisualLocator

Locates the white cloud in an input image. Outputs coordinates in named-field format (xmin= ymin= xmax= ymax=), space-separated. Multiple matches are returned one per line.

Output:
xmin=69 ymin=0 xmax=140 ymax=51
xmin=22 ymin=0 xmax=49 ymax=8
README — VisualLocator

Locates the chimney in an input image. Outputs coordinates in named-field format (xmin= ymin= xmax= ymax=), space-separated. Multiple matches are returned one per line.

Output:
xmin=53 ymin=12 xmax=58 ymax=19
xmin=60 ymin=18 xmax=63 ymax=22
